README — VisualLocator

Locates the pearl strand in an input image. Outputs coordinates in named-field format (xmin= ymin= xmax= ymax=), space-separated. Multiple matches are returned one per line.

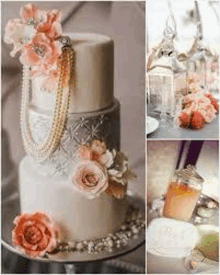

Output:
xmin=20 ymin=46 xmax=74 ymax=162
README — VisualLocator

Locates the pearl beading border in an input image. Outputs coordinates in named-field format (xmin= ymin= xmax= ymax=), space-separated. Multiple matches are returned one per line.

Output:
xmin=47 ymin=205 xmax=145 ymax=255
xmin=20 ymin=46 xmax=74 ymax=161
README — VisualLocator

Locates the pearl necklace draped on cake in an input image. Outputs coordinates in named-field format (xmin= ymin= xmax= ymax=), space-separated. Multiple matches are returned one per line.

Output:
xmin=20 ymin=42 xmax=74 ymax=161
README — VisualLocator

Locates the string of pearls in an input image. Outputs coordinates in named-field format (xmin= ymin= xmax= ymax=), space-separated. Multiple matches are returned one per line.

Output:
xmin=20 ymin=44 xmax=74 ymax=162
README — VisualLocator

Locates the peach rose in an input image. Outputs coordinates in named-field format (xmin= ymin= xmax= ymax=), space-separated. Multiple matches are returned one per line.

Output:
xmin=198 ymin=103 xmax=216 ymax=123
xmin=91 ymin=140 xmax=106 ymax=160
xmin=12 ymin=212 xmax=57 ymax=257
xmin=77 ymin=145 xmax=92 ymax=160
xmin=4 ymin=18 xmax=36 ymax=57
xmin=37 ymin=10 xmax=62 ymax=40
xmin=20 ymin=33 xmax=61 ymax=70
xmin=20 ymin=4 xmax=47 ymax=26
xmin=71 ymin=160 xmax=108 ymax=199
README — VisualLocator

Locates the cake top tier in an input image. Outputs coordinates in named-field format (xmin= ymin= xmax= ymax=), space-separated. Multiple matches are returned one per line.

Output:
xmin=32 ymin=33 xmax=114 ymax=113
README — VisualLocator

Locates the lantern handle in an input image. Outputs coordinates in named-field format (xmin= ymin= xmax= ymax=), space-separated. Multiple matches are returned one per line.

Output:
xmin=194 ymin=0 xmax=203 ymax=40
xmin=163 ymin=15 xmax=177 ymax=40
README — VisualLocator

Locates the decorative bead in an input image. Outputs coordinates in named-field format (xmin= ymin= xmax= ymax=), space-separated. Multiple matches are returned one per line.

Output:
xmin=42 ymin=205 xmax=145 ymax=256
xmin=76 ymin=242 xmax=84 ymax=251
xmin=20 ymin=46 xmax=74 ymax=161
xmin=69 ymin=241 xmax=76 ymax=250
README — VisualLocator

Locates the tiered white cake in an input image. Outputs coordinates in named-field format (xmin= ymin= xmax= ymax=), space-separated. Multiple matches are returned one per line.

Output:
xmin=19 ymin=33 xmax=128 ymax=242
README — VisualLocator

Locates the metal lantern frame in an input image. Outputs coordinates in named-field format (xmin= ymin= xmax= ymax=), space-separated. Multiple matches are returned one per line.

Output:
xmin=147 ymin=15 xmax=186 ymax=123
xmin=185 ymin=1 xmax=215 ymax=91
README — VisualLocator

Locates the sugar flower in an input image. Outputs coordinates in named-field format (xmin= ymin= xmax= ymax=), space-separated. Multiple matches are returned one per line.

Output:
xmin=20 ymin=33 xmax=61 ymax=70
xmin=4 ymin=18 xmax=35 ymax=57
xmin=71 ymin=160 xmax=108 ymax=199
xmin=4 ymin=3 xmax=63 ymax=90
xmin=12 ymin=211 xmax=57 ymax=258
xmin=37 ymin=10 xmax=62 ymax=40
xmin=72 ymin=140 xmax=137 ymax=199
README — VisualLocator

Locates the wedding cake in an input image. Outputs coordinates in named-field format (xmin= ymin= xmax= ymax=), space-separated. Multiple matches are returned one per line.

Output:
xmin=4 ymin=4 xmax=139 ymax=257
xmin=19 ymin=33 xmax=127 ymax=241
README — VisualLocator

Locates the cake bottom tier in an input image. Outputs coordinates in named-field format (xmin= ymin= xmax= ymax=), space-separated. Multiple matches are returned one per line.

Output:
xmin=19 ymin=157 xmax=128 ymax=241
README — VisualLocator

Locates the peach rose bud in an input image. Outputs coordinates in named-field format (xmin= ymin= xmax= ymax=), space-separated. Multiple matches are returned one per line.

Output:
xmin=91 ymin=140 xmax=106 ymax=159
xmin=77 ymin=145 xmax=92 ymax=160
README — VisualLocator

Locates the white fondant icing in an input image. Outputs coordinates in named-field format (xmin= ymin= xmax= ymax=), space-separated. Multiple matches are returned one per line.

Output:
xmin=19 ymin=156 xmax=128 ymax=241
xmin=31 ymin=33 xmax=114 ymax=113
xmin=18 ymin=33 xmax=128 ymax=243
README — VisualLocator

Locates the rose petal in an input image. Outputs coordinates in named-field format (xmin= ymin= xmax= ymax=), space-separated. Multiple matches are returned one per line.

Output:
xmin=105 ymin=180 xmax=127 ymax=199
xmin=21 ymin=234 xmax=38 ymax=251
xmin=91 ymin=140 xmax=106 ymax=156
xmin=108 ymin=169 xmax=123 ymax=178
xmin=71 ymin=160 xmax=108 ymax=199
xmin=77 ymin=145 xmax=92 ymax=160
xmin=12 ymin=211 xmax=57 ymax=258
xmin=20 ymin=4 xmax=39 ymax=22
xmin=98 ymin=150 xmax=114 ymax=168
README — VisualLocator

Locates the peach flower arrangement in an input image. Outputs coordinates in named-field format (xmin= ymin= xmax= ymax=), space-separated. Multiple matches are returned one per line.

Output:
xmin=70 ymin=140 xmax=137 ymax=199
xmin=12 ymin=211 xmax=57 ymax=258
xmin=177 ymin=91 xmax=218 ymax=129
xmin=4 ymin=4 xmax=62 ymax=92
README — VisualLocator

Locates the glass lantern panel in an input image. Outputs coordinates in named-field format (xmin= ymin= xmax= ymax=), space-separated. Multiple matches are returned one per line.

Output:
xmin=174 ymin=71 xmax=187 ymax=114
xmin=147 ymin=73 xmax=174 ymax=121
xmin=208 ymin=55 xmax=219 ymax=96
xmin=187 ymin=59 xmax=206 ymax=89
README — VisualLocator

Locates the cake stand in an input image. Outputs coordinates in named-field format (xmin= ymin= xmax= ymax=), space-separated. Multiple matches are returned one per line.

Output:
xmin=2 ymin=192 xmax=145 ymax=274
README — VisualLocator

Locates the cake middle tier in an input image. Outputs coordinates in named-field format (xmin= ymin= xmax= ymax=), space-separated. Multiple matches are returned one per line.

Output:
xmin=28 ymin=99 xmax=120 ymax=177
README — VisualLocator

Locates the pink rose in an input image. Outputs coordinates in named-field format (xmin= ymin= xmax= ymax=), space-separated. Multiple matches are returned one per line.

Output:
xmin=20 ymin=4 xmax=47 ymax=26
xmin=4 ymin=19 xmax=35 ymax=57
xmin=198 ymin=104 xmax=216 ymax=123
xmin=20 ymin=33 xmax=61 ymax=70
xmin=12 ymin=212 xmax=57 ymax=258
xmin=37 ymin=10 xmax=62 ymax=40
xmin=77 ymin=140 xmax=107 ymax=161
xmin=91 ymin=140 xmax=106 ymax=160
xmin=77 ymin=145 xmax=92 ymax=160
xmin=71 ymin=160 xmax=108 ymax=199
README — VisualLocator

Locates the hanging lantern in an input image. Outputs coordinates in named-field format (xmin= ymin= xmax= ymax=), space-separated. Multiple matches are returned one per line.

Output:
xmin=185 ymin=1 xmax=216 ymax=92
xmin=147 ymin=18 xmax=186 ymax=123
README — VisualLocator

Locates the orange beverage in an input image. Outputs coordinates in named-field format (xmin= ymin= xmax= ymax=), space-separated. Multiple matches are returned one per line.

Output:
xmin=163 ymin=181 xmax=201 ymax=221
xmin=163 ymin=165 xmax=203 ymax=221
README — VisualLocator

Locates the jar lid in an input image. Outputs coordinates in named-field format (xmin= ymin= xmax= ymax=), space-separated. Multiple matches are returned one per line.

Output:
xmin=174 ymin=165 xmax=204 ymax=189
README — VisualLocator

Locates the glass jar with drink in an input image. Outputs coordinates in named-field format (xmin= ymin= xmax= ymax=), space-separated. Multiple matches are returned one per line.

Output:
xmin=163 ymin=165 xmax=204 ymax=222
